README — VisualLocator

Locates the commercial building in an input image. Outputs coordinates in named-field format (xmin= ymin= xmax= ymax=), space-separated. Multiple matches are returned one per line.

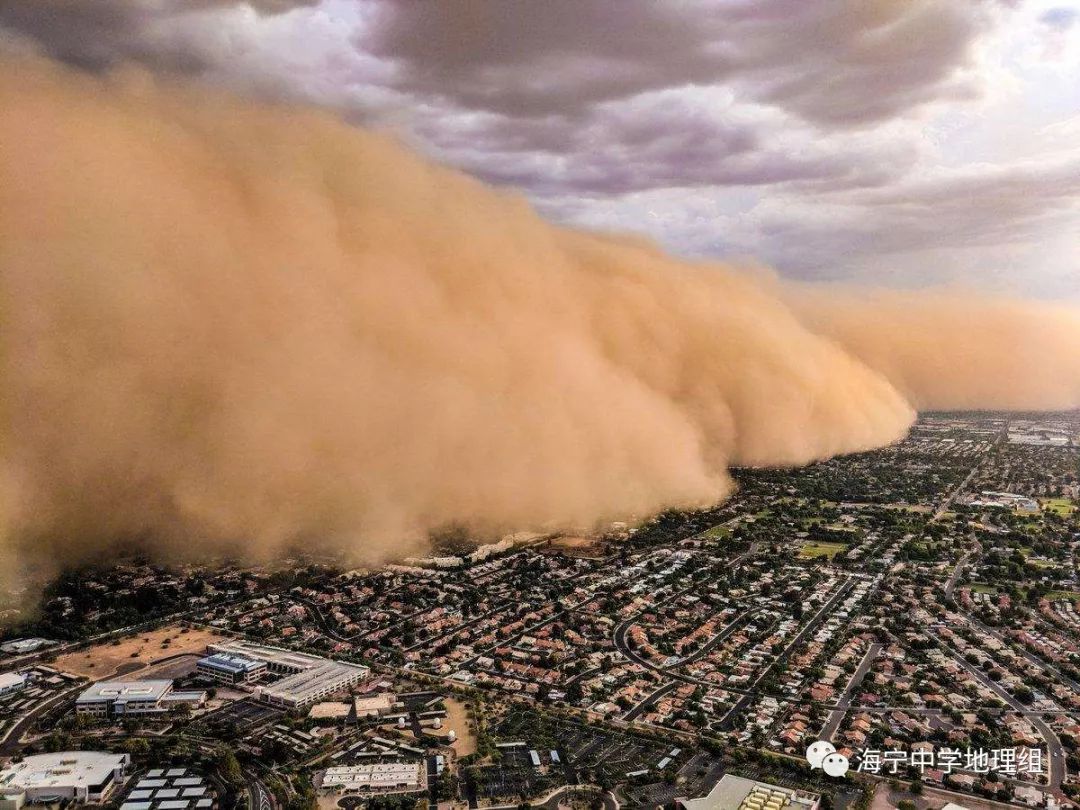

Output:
xmin=967 ymin=491 xmax=1040 ymax=512
xmin=353 ymin=693 xmax=396 ymax=718
xmin=318 ymin=763 xmax=423 ymax=794
xmin=0 ymin=752 xmax=129 ymax=804
xmin=309 ymin=701 xmax=352 ymax=720
xmin=0 ymin=639 xmax=55 ymax=656
xmin=0 ymin=673 xmax=27 ymax=700
xmin=195 ymin=652 xmax=267 ymax=685
xmin=75 ymin=680 xmax=206 ymax=719
xmin=678 ymin=776 xmax=820 ymax=810
xmin=206 ymin=640 xmax=368 ymax=709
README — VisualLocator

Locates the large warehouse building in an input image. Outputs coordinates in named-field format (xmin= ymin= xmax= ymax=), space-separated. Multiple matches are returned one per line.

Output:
xmin=205 ymin=640 xmax=369 ymax=709
xmin=318 ymin=763 xmax=423 ymax=794
xmin=0 ymin=752 xmax=129 ymax=804
xmin=678 ymin=776 xmax=820 ymax=810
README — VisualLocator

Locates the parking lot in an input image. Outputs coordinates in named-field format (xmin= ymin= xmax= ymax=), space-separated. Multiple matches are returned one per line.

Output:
xmin=465 ymin=748 xmax=563 ymax=806
xmin=619 ymin=750 xmax=726 ymax=807
xmin=495 ymin=711 xmax=691 ymax=787
xmin=200 ymin=697 xmax=282 ymax=733
xmin=0 ymin=667 xmax=86 ymax=755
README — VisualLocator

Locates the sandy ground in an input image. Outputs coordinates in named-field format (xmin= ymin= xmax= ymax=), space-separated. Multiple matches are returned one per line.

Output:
xmin=546 ymin=536 xmax=606 ymax=558
xmin=870 ymin=783 xmax=1018 ymax=810
xmin=54 ymin=625 xmax=224 ymax=679
xmin=408 ymin=697 xmax=478 ymax=757
xmin=441 ymin=697 xmax=478 ymax=757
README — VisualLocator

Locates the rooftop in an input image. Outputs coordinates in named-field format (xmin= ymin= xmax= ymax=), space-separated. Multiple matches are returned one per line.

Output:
xmin=197 ymin=652 xmax=265 ymax=674
xmin=680 ymin=775 xmax=820 ymax=810
xmin=0 ymin=672 xmax=27 ymax=690
xmin=0 ymin=751 xmax=128 ymax=792
xmin=76 ymin=680 xmax=173 ymax=704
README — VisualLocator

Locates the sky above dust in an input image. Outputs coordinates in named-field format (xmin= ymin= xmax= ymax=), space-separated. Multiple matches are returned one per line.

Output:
xmin=0 ymin=0 xmax=1077 ymax=298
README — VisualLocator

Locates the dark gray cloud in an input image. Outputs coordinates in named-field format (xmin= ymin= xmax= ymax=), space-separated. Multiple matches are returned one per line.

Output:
xmin=412 ymin=91 xmax=915 ymax=196
xmin=361 ymin=0 xmax=1006 ymax=128
xmin=2 ymin=0 xmax=1008 ymax=128
xmin=1 ymin=0 xmax=1072 ymax=296
xmin=362 ymin=0 xmax=730 ymax=118
xmin=0 ymin=0 xmax=315 ymax=71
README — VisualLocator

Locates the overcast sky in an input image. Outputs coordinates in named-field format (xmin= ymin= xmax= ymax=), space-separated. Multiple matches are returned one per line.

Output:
xmin=2 ymin=0 xmax=1078 ymax=297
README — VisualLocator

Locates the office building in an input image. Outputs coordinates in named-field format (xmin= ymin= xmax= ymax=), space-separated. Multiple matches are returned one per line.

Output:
xmin=75 ymin=680 xmax=206 ymax=719
xmin=206 ymin=640 xmax=368 ymax=709
xmin=0 ymin=673 xmax=27 ymax=700
xmin=0 ymin=752 xmax=129 ymax=804
xmin=195 ymin=652 xmax=266 ymax=685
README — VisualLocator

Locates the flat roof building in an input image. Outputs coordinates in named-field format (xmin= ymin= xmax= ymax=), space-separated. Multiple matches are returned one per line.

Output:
xmin=353 ymin=693 xmax=396 ymax=718
xmin=319 ymin=763 xmax=423 ymax=794
xmin=678 ymin=776 xmax=820 ymax=810
xmin=0 ymin=673 xmax=27 ymax=699
xmin=309 ymin=701 xmax=352 ymax=720
xmin=75 ymin=680 xmax=206 ymax=718
xmin=0 ymin=752 xmax=129 ymax=804
xmin=196 ymin=652 xmax=266 ymax=685
xmin=0 ymin=639 xmax=55 ymax=656
xmin=207 ymin=641 xmax=368 ymax=709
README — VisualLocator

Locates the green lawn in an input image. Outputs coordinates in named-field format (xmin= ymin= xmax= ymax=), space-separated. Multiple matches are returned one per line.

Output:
xmin=701 ymin=525 xmax=731 ymax=539
xmin=970 ymin=583 xmax=998 ymax=595
xmin=1041 ymin=498 xmax=1076 ymax=516
xmin=799 ymin=541 xmax=847 ymax=560
xmin=1046 ymin=590 xmax=1080 ymax=601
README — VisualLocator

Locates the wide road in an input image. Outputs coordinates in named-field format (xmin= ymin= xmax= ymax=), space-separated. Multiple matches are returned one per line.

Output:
xmin=820 ymin=642 xmax=880 ymax=740
xmin=679 ymin=608 xmax=759 ymax=667
xmin=944 ymin=550 xmax=975 ymax=599
xmin=615 ymin=576 xmax=854 ymax=712
xmin=960 ymin=609 xmax=1080 ymax=695
xmin=720 ymin=578 xmax=854 ymax=728
xmin=946 ymin=646 xmax=1065 ymax=793
xmin=245 ymin=768 xmax=276 ymax=810
xmin=613 ymin=616 xmax=748 ymax=695
xmin=0 ymin=683 xmax=84 ymax=756
xmin=932 ymin=424 xmax=1004 ymax=522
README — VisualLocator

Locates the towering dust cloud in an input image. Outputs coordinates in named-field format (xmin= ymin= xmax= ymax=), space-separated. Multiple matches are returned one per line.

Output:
xmin=0 ymin=58 xmax=1078 ymax=581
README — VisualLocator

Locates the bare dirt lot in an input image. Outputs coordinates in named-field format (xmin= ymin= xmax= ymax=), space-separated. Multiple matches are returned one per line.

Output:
xmin=545 ymin=535 xmax=606 ymax=559
xmin=442 ymin=697 xmax=477 ymax=757
xmin=53 ymin=626 xmax=225 ymax=679
xmin=871 ymin=784 xmax=1020 ymax=810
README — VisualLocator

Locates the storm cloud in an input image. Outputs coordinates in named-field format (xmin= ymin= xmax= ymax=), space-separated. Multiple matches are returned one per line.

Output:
xmin=0 ymin=59 xmax=1078 ymax=584
xmin=1 ymin=0 xmax=1074 ymax=294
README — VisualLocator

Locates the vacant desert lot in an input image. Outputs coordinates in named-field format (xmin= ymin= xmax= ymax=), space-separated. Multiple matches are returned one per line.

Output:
xmin=442 ymin=697 xmax=478 ymax=757
xmin=54 ymin=625 xmax=225 ymax=679
xmin=545 ymin=535 xmax=606 ymax=558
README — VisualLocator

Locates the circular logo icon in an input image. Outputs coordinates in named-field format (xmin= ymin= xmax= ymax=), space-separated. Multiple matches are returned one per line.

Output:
xmin=805 ymin=740 xmax=836 ymax=769
xmin=822 ymin=752 xmax=850 ymax=778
